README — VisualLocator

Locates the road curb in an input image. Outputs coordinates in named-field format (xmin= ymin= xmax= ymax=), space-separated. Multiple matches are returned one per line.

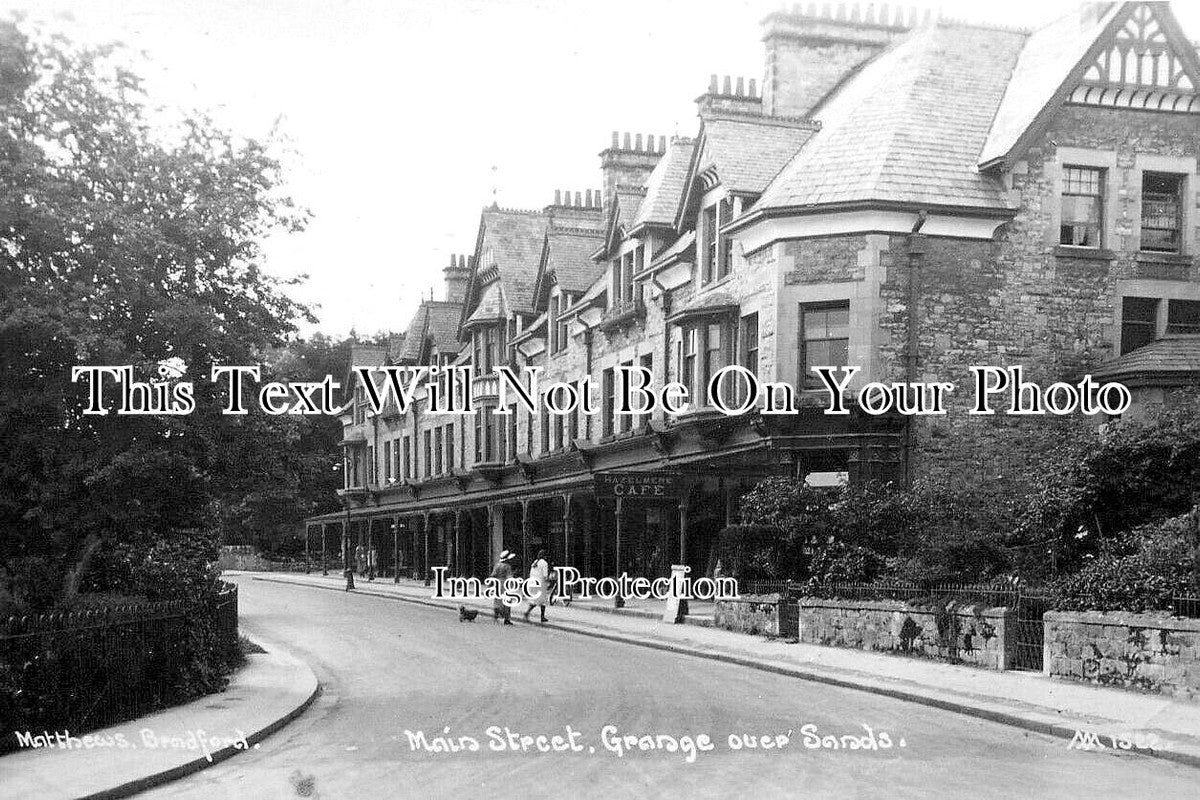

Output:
xmin=251 ymin=575 xmax=1200 ymax=771
xmin=83 ymin=635 xmax=321 ymax=800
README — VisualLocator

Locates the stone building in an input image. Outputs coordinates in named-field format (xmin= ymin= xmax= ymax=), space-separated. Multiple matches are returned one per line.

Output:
xmin=308 ymin=2 xmax=1200 ymax=583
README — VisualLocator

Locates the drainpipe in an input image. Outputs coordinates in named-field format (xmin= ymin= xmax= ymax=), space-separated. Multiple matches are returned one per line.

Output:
xmin=904 ymin=211 xmax=928 ymax=487
xmin=653 ymin=274 xmax=671 ymax=385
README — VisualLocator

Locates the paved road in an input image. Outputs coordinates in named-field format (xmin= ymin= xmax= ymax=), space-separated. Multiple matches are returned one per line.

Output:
xmin=141 ymin=576 xmax=1199 ymax=800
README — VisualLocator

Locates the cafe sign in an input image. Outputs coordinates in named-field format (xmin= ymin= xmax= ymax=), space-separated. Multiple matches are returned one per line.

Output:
xmin=594 ymin=471 xmax=685 ymax=500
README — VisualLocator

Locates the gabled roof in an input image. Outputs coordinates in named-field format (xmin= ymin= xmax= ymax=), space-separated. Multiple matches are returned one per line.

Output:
xmin=466 ymin=281 xmax=507 ymax=325
xmin=644 ymin=230 xmax=695 ymax=274
xmin=631 ymin=137 xmax=695 ymax=232
xmin=349 ymin=343 xmax=389 ymax=368
xmin=980 ymin=3 xmax=1200 ymax=169
xmin=463 ymin=207 xmax=549 ymax=325
xmin=753 ymin=21 xmax=1024 ymax=215
xmin=533 ymin=229 xmax=606 ymax=306
xmin=398 ymin=300 xmax=462 ymax=362
xmin=1091 ymin=336 xmax=1200 ymax=382
xmin=699 ymin=117 xmax=816 ymax=195
xmin=602 ymin=186 xmax=647 ymax=254
xmin=675 ymin=113 xmax=817 ymax=229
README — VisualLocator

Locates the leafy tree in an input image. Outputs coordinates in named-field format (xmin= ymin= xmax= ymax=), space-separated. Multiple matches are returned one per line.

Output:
xmin=0 ymin=20 xmax=310 ymax=611
xmin=1013 ymin=402 xmax=1200 ymax=576
xmin=214 ymin=334 xmax=352 ymax=556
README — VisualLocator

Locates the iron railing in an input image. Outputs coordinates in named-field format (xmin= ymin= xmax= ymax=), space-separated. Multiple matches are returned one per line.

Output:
xmin=0 ymin=584 xmax=239 ymax=750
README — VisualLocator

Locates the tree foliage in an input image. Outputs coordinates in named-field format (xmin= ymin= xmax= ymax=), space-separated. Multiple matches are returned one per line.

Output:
xmin=0 ymin=20 xmax=311 ymax=611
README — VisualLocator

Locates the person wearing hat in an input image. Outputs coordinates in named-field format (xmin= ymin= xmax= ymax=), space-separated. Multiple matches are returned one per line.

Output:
xmin=490 ymin=550 xmax=515 ymax=625
xmin=523 ymin=550 xmax=550 ymax=623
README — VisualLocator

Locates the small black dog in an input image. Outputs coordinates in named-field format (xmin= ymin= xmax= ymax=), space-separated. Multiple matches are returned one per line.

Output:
xmin=459 ymin=605 xmax=479 ymax=622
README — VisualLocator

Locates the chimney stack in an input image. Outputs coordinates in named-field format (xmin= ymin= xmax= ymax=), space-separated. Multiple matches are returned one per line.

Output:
xmin=760 ymin=2 xmax=917 ymax=117
xmin=598 ymin=131 xmax=666 ymax=210
xmin=443 ymin=254 xmax=470 ymax=304
xmin=696 ymin=73 xmax=763 ymax=119
xmin=544 ymin=186 xmax=604 ymax=228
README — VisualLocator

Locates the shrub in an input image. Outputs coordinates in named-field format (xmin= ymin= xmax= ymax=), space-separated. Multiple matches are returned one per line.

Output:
xmin=1048 ymin=513 xmax=1197 ymax=613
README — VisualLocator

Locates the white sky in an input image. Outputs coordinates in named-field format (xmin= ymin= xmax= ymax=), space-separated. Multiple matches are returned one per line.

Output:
xmin=6 ymin=0 xmax=1200 ymax=338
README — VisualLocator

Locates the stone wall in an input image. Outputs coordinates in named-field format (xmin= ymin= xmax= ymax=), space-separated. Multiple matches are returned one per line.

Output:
xmin=1044 ymin=611 xmax=1200 ymax=700
xmin=714 ymin=594 xmax=781 ymax=637
xmin=797 ymin=598 xmax=1013 ymax=670
xmin=218 ymin=546 xmax=270 ymax=571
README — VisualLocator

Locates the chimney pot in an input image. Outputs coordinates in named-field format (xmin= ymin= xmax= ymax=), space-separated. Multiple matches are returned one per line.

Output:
xmin=585 ymin=189 xmax=592 ymax=206
xmin=709 ymin=73 xmax=718 ymax=93
xmin=622 ymin=132 xmax=631 ymax=150
xmin=573 ymin=191 xmax=581 ymax=206
xmin=634 ymin=134 xmax=643 ymax=151
xmin=722 ymin=75 xmax=731 ymax=94
xmin=611 ymin=131 xmax=619 ymax=148
xmin=749 ymin=77 xmax=757 ymax=97
xmin=554 ymin=189 xmax=561 ymax=205
xmin=735 ymin=77 xmax=744 ymax=96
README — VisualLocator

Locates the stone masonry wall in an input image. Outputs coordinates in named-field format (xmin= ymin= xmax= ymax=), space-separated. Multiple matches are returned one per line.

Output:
xmin=714 ymin=594 xmax=780 ymax=637
xmin=797 ymin=598 xmax=1013 ymax=670
xmin=1044 ymin=611 xmax=1200 ymax=700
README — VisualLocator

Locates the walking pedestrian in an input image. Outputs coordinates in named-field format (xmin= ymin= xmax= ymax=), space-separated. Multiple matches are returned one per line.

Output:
xmin=367 ymin=545 xmax=378 ymax=581
xmin=523 ymin=550 xmax=550 ymax=623
xmin=343 ymin=549 xmax=355 ymax=591
xmin=491 ymin=550 xmax=515 ymax=625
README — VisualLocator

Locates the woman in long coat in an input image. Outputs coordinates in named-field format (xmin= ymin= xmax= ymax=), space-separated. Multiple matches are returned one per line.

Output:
xmin=490 ymin=550 xmax=515 ymax=625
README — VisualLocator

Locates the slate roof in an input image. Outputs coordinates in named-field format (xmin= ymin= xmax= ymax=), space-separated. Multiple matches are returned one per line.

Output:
xmin=471 ymin=208 xmax=549 ymax=316
xmin=466 ymin=281 xmax=507 ymax=325
xmin=398 ymin=307 xmax=430 ymax=361
xmin=540 ymin=229 xmax=605 ymax=297
xmin=614 ymin=188 xmax=645 ymax=230
xmin=755 ymin=21 xmax=1026 ymax=213
xmin=667 ymin=289 xmax=739 ymax=323
xmin=979 ymin=6 xmax=1118 ymax=167
xmin=631 ymin=137 xmax=695 ymax=230
xmin=349 ymin=344 xmax=389 ymax=368
xmin=697 ymin=116 xmax=816 ymax=196
xmin=1091 ymin=336 xmax=1200 ymax=380
xmin=645 ymin=230 xmax=695 ymax=272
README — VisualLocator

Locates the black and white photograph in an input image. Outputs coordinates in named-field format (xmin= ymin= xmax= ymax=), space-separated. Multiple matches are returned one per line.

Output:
xmin=2 ymin=1 xmax=1199 ymax=797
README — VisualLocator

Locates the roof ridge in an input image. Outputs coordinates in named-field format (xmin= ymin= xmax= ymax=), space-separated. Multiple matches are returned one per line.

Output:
xmin=484 ymin=205 xmax=546 ymax=216
xmin=705 ymin=109 xmax=819 ymax=128
xmin=548 ymin=226 xmax=605 ymax=236
xmin=936 ymin=17 xmax=1032 ymax=35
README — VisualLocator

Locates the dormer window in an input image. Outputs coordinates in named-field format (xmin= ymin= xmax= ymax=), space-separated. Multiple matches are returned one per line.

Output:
xmin=353 ymin=385 xmax=366 ymax=424
xmin=550 ymin=293 xmax=570 ymax=354
xmin=472 ymin=326 xmax=502 ymax=372
xmin=702 ymin=205 xmax=717 ymax=281
xmin=701 ymin=198 xmax=735 ymax=283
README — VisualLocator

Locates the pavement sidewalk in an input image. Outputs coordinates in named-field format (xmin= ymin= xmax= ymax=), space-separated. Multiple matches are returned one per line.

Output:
xmin=256 ymin=571 xmax=1200 ymax=769
xmin=0 ymin=633 xmax=319 ymax=800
